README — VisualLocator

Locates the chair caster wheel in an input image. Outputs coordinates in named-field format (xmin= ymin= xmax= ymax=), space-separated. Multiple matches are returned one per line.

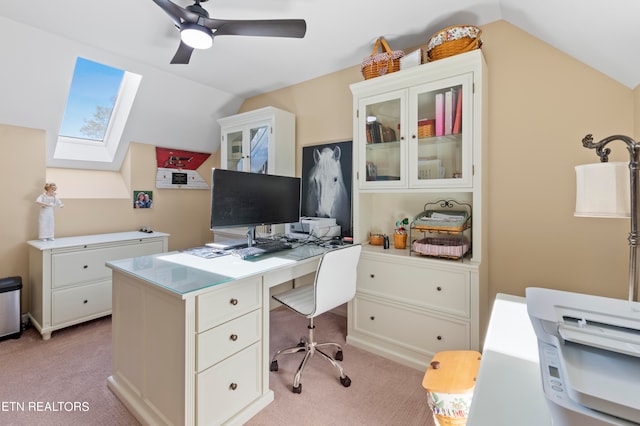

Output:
xmin=292 ymin=384 xmax=302 ymax=394
xmin=270 ymin=360 xmax=278 ymax=372
xmin=297 ymin=340 xmax=305 ymax=348
xmin=335 ymin=350 xmax=343 ymax=361
xmin=340 ymin=375 xmax=351 ymax=387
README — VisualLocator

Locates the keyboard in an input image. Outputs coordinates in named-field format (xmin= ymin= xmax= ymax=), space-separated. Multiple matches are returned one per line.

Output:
xmin=232 ymin=240 xmax=292 ymax=259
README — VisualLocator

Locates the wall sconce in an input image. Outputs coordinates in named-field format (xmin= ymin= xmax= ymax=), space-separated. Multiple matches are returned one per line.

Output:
xmin=576 ymin=134 xmax=640 ymax=302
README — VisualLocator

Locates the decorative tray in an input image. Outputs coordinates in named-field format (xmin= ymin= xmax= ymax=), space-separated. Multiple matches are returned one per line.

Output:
xmin=412 ymin=209 xmax=469 ymax=232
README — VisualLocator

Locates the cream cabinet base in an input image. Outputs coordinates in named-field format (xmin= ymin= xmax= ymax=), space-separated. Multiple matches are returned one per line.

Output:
xmin=27 ymin=231 xmax=169 ymax=340
xmin=347 ymin=249 xmax=479 ymax=371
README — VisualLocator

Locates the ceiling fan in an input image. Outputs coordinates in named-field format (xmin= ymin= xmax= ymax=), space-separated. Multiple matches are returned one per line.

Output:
xmin=152 ymin=0 xmax=307 ymax=64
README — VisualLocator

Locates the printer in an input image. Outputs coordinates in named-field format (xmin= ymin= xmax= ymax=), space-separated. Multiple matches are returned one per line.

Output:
xmin=285 ymin=217 xmax=341 ymax=239
xmin=526 ymin=288 xmax=640 ymax=425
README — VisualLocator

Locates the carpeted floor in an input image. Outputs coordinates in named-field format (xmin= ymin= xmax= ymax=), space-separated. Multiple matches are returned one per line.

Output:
xmin=0 ymin=308 xmax=434 ymax=425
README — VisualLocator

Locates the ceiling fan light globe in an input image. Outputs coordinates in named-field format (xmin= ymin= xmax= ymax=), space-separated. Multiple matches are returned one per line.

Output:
xmin=180 ymin=23 xmax=213 ymax=49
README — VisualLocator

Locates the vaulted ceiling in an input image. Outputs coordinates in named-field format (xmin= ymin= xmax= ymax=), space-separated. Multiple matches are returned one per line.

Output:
xmin=2 ymin=0 xmax=639 ymax=99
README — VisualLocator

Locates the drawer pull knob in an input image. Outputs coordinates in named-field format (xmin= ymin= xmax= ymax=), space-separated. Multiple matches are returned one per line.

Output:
xmin=437 ymin=335 xmax=442 ymax=340
xmin=230 ymin=298 xmax=238 ymax=306
xmin=437 ymin=286 xmax=442 ymax=291
xmin=369 ymin=316 xmax=375 ymax=321
xmin=230 ymin=334 xmax=238 ymax=341
xmin=370 ymin=274 xmax=375 ymax=278
xmin=83 ymin=265 xmax=88 ymax=269
xmin=229 ymin=383 xmax=238 ymax=391
xmin=83 ymin=300 xmax=88 ymax=304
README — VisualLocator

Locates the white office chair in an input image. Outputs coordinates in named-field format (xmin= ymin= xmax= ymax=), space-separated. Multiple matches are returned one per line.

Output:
xmin=269 ymin=244 xmax=362 ymax=394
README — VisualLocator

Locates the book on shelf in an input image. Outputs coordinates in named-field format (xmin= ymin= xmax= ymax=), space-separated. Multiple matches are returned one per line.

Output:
xmin=444 ymin=88 xmax=454 ymax=135
xmin=366 ymin=121 xmax=384 ymax=143
xmin=453 ymin=87 xmax=462 ymax=134
xmin=435 ymin=93 xmax=444 ymax=136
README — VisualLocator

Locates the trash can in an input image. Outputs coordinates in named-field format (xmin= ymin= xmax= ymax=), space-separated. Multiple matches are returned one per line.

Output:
xmin=422 ymin=350 xmax=482 ymax=426
xmin=0 ymin=276 xmax=22 ymax=340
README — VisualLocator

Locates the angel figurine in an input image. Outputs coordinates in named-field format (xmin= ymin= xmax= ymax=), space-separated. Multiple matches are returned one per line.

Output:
xmin=35 ymin=182 xmax=64 ymax=241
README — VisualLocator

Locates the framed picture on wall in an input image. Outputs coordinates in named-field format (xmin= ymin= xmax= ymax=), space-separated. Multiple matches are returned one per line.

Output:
xmin=133 ymin=190 xmax=153 ymax=209
xmin=301 ymin=141 xmax=353 ymax=237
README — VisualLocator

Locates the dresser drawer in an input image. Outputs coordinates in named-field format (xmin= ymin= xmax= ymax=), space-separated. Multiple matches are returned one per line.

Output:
xmin=52 ymin=240 xmax=165 ymax=289
xmin=197 ymin=342 xmax=261 ymax=425
xmin=197 ymin=309 xmax=261 ymax=372
xmin=52 ymin=280 xmax=112 ymax=325
xmin=357 ymin=258 xmax=470 ymax=317
xmin=352 ymin=296 xmax=470 ymax=354
xmin=197 ymin=277 xmax=261 ymax=332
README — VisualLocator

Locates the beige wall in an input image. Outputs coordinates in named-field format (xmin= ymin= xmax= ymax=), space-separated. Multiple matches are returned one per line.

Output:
xmin=3 ymin=19 xmax=637 ymax=317
xmin=240 ymin=20 xmax=635 ymax=302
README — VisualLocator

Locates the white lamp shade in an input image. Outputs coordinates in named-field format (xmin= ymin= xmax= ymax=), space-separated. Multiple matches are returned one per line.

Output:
xmin=575 ymin=162 xmax=630 ymax=218
xmin=180 ymin=23 xmax=213 ymax=49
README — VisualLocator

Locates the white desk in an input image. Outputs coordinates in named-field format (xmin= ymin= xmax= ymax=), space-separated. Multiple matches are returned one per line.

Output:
xmin=106 ymin=244 xmax=331 ymax=426
xmin=467 ymin=293 xmax=551 ymax=425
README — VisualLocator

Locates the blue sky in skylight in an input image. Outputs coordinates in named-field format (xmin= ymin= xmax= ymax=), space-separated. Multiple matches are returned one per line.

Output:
xmin=59 ymin=57 xmax=124 ymax=140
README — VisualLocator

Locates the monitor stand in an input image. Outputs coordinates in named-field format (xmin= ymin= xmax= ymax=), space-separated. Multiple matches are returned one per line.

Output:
xmin=246 ymin=226 xmax=256 ymax=247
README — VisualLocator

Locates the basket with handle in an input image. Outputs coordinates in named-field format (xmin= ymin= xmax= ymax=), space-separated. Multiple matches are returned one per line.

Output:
xmin=426 ymin=25 xmax=482 ymax=62
xmin=361 ymin=37 xmax=405 ymax=80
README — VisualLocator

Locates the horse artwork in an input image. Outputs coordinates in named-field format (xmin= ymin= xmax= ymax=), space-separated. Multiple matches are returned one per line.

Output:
xmin=302 ymin=141 xmax=353 ymax=237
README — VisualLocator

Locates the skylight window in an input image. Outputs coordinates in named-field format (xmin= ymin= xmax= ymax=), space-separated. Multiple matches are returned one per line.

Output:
xmin=53 ymin=57 xmax=141 ymax=168
xmin=59 ymin=58 xmax=124 ymax=142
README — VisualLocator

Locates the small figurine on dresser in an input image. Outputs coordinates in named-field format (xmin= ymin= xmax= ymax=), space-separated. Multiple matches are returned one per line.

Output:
xmin=35 ymin=182 xmax=64 ymax=241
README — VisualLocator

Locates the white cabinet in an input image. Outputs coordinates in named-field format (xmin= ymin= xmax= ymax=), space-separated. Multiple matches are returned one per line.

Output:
xmin=348 ymin=251 xmax=478 ymax=370
xmin=27 ymin=231 xmax=169 ymax=339
xmin=355 ymin=69 xmax=474 ymax=190
xmin=196 ymin=278 xmax=262 ymax=425
xmin=216 ymin=106 xmax=296 ymax=240
xmin=218 ymin=106 xmax=295 ymax=176
xmin=108 ymin=271 xmax=268 ymax=426
xmin=347 ymin=50 xmax=488 ymax=370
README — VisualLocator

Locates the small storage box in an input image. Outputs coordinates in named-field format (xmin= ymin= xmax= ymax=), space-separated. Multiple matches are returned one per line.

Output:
xmin=412 ymin=237 xmax=470 ymax=259
xmin=422 ymin=350 xmax=481 ymax=425
xmin=0 ymin=276 xmax=22 ymax=340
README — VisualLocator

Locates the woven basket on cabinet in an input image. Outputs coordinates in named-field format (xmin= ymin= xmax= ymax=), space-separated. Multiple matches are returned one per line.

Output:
xmin=361 ymin=37 xmax=405 ymax=80
xmin=426 ymin=25 xmax=482 ymax=62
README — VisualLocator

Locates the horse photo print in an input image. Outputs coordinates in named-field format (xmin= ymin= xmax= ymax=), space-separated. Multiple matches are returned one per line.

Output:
xmin=301 ymin=140 xmax=353 ymax=237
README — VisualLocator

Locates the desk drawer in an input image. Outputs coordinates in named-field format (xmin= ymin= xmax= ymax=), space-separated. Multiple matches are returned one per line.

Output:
xmin=197 ymin=277 xmax=261 ymax=332
xmin=52 ymin=240 xmax=165 ymax=289
xmin=52 ymin=280 xmax=112 ymax=325
xmin=197 ymin=342 xmax=261 ymax=425
xmin=197 ymin=309 xmax=261 ymax=372
xmin=352 ymin=296 xmax=470 ymax=354
xmin=357 ymin=258 xmax=470 ymax=317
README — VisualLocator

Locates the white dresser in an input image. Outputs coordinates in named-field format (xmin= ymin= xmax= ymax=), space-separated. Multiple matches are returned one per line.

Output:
xmin=27 ymin=231 xmax=169 ymax=339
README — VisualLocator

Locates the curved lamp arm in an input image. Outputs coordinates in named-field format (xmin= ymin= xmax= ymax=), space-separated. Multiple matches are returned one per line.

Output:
xmin=582 ymin=134 xmax=640 ymax=301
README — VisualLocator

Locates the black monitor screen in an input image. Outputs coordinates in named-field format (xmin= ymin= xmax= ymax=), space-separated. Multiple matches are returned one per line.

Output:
xmin=210 ymin=168 xmax=301 ymax=229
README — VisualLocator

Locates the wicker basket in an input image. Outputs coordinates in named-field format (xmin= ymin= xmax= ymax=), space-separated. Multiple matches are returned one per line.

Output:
xmin=418 ymin=119 xmax=435 ymax=138
xmin=426 ymin=25 xmax=482 ymax=62
xmin=361 ymin=37 xmax=405 ymax=80
xmin=369 ymin=233 xmax=384 ymax=245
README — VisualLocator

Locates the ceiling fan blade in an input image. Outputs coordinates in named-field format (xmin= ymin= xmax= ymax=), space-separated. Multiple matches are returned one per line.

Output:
xmin=152 ymin=0 xmax=200 ymax=26
xmin=170 ymin=41 xmax=195 ymax=64
xmin=206 ymin=19 xmax=306 ymax=38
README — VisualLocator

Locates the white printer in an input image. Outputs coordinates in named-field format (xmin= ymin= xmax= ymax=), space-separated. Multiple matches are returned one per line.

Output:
xmin=526 ymin=288 xmax=640 ymax=425
xmin=285 ymin=217 xmax=341 ymax=239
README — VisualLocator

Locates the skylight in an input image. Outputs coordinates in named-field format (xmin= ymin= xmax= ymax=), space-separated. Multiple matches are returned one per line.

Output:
xmin=54 ymin=57 xmax=141 ymax=166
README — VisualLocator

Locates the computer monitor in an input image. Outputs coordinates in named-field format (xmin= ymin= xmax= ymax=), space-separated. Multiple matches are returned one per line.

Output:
xmin=210 ymin=168 xmax=301 ymax=245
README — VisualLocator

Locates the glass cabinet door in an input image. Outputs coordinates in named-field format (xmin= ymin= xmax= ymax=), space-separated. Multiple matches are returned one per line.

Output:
xmin=248 ymin=123 xmax=270 ymax=174
xmin=223 ymin=129 xmax=244 ymax=171
xmin=408 ymin=73 xmax=473 ymax=188
xmin=358 ymin=90 xmax=407 ymax=188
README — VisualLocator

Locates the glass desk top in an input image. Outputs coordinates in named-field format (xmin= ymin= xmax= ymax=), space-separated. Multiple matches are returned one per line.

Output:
xmin=107 ymin=243 xmax=331 ymax=296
